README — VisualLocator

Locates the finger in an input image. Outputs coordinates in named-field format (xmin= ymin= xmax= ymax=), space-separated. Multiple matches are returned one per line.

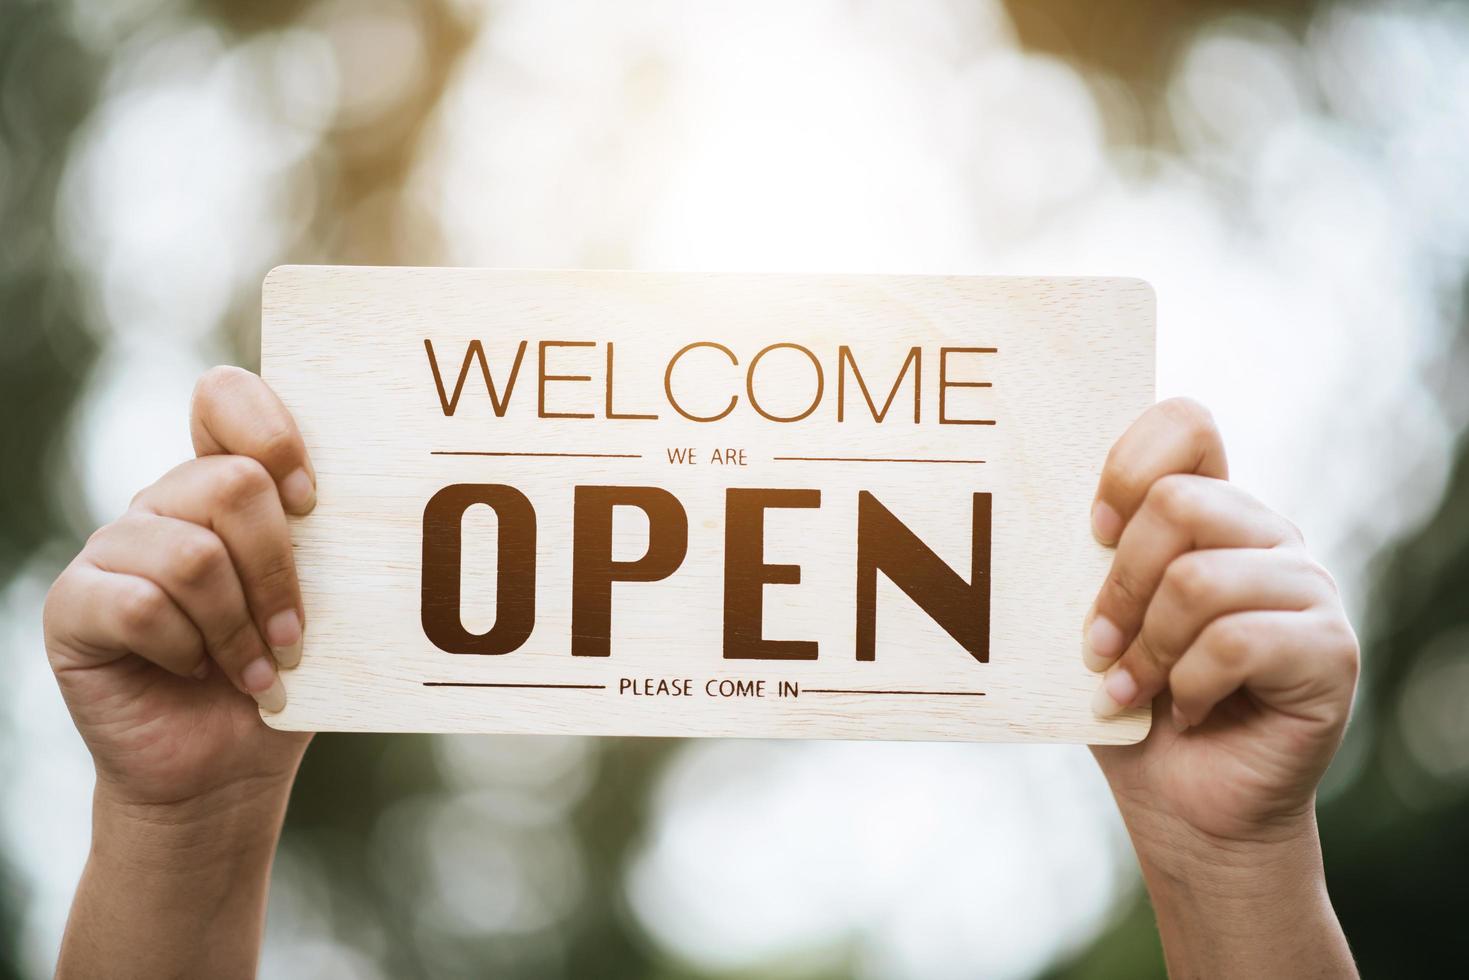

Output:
xmin=1085 ymin=546 xmax=1331 ymax=673
xmin=1166 ymin=609 xmax=1359 ymax=732
xmin=1092 ymin=398 xmax=1227 ymax=545
xmin=1085 ymin=476 xmax=1300 ymax=672
xmin=132 ymin=455 xmax=304 ymax=670
xmin=45 ymin=562 xmax=205 ymax=678
xmin=83 ymin=514 xmax=286 ymax=711
xmin=1090 ymin=548 xmax=1335 ymax=716
xmin=191 ymin=365 xmax=316 ymax=514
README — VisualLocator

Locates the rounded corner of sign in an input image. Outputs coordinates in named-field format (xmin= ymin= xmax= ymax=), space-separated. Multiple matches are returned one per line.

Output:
xmin=1087 ymin=708 xmax=1152 ymax=746
xmin=1110 ymin=275 xmax=1155 ymax=302
xmin=262 ymin=264 xmax=298 ymax=294
xmin=259 ymin=706 xmax=309 ymax=732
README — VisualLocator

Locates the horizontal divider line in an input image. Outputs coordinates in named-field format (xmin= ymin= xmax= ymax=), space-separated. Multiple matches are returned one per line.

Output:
xmin=431 ymin=451 xmax=641 ymax=459
xmin=423 ymin=682 xmax=982 ymax=696
xmin=435 ymin=452 xmax=989 ymax=463
xmin=423 ymin=681 xmax=607 ymax=690
xmin=801 ymin=688 xmax=987 ymax=696
xmin=773 ymin=456 xmax=986 ymax=464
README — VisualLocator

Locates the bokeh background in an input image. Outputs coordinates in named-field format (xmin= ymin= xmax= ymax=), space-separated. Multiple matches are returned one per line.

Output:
xmin=2 ymin=0 xmax=1467 ymax=976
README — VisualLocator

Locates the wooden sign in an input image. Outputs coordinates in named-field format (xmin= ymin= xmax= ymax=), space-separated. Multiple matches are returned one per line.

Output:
xmin=260 ymin=267 xmax=1153 ymax=742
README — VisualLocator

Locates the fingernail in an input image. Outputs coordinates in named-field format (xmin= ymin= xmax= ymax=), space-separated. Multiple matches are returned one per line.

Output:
xmin=1083 ymin=615 xmax=1124 ymax=672
xmin=192 ymin=659 xmax=211 ymax=681
xmin=242 ymin=656 xmax=286 ymax=713
xmin=281 ymin=468 xmax=316 ymax=514
xmin=1092 ymin=667 xmax=1138 ymax=718
xmin=265 ymin=608 xmax=303 ymax=668
xmin=1171 ymin=703 xmax=1190 ymax=732
xmin=1091 ymin=500 xmax=1122 ymax=545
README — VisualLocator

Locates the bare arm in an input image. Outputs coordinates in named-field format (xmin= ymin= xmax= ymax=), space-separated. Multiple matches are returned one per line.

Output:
xmin=59 ymin=783 xmax=294 ymax=979
xmin=1136 ymin=820 xmax=1352 ymax=978
xmin=1085 ymin=399 xmax=1358 ymax=978
xmin=45 ymin=367 xmax=316 ymax=979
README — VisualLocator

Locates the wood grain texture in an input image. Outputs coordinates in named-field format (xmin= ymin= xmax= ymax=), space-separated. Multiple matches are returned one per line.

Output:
xmin=260 ymin=266 xmax=1154 ymax=742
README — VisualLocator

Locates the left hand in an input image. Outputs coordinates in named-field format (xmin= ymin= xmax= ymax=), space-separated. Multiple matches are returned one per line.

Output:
xmin=1085 ymin=398 xmax=1360 ymax=856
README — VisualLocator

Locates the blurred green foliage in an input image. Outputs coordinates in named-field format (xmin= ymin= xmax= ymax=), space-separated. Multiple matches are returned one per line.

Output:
xmin=0 ymin=1 xmax=100 ymax=590
xmin=1 ymin=0 xmax=1465 ymax=977
xmin=1320 ymin=428 xmax=1469 ymax=976
xmin=0 ymin=3 xmax=101 ymax=971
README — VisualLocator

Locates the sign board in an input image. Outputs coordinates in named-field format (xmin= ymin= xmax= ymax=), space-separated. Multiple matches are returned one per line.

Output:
xmin=260 ymin=266 xmax=1153 ymax=742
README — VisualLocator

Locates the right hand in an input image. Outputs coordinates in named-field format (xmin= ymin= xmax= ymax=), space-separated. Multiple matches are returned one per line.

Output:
xmin=43 ymin=366 xmax=317 ymax=811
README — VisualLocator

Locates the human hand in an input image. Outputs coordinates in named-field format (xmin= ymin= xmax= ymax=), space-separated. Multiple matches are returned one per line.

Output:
xmin=43 ymin=366 xmax=316 ymax=815
xmin=1086 ymin=398 xmax=1358 ymax=845
xmin=1084 ymin=398 xmax=1359 ymax=976
xmin=45 ymin=366 xmax=322 ymax=978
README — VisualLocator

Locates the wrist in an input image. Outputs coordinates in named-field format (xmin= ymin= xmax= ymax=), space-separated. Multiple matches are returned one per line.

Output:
xmin=1126 ymin=812 xmax=1354 ymax=978
xmin=1125 ymin=802 xmax=1321 ymax=891
xmin=90 ymin=775 xmax=293 ymax=881
xmin=59 ymin=782 xmax=292 ymax=980
xmin=1135 ymin=812 xmax=1325 ymax=913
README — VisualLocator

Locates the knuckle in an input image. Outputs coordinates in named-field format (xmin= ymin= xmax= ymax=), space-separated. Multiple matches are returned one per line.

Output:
xmin=1297 ymin=553 xmax=1338 ymax=596
xmin=118 ymin=581 xmax=168 ymax=636
xmin=1145 ymin=473 xmax=1200 ymax=525
xmin=1325 ymin=614 xmax=1361 ymax=679
xmin=128 ymin=462 xmax=190 ymax=514
xmin=96 ymin=513 xmax=150 ymax=546
xmin=1164 ymin=552 xmax=1214 ymax=605
xmin=1204 ymin=617 xmax=1252 ymax=670
xmin=85 ymin=514 xmax=155 ymax=557
xmin=208 ymin=456 xmax=273 ymax=511
xmin=42 ymin=567 xmax=77 ymax=631
xmin=190 ymin=364 xmax=248 ymax=423
xmin=1279 ymin=515 xmax=1306 ymax=547
xmin=1158 ymin=396 xmax=1218 ymax=438
xmin=172 ymin=531 xmax=227 ymax=588
xmin=83 ymin=522 xmax=114 ymax=552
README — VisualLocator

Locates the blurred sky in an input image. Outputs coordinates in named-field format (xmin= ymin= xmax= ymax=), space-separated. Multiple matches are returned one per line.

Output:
xmin=5 ymin=0 xmax=1469 ymax=977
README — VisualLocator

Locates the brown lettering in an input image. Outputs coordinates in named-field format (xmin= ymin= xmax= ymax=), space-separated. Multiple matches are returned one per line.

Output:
xmin=746 ymin=343 xmax=824 ymax=423
xmin=421 ymin=484 xmax=537 ymax=655
xmin=723 ymin=488 xmax=820 ymax=660
xmin=837 ymin=345 xmax=920 ymax=423
xmin=538 ymin=340 xmax=595 ymax=419
xmin=425 ymin=339 xmax=527 ymax=416
xmin=938 ymin=347 xmax=996 ymax=425
xmin=606 ymin=342 xmax=658 ymax=420
xmin=856 ymin=491 xmax=990 ymax=661
xmin=571 ymin=486 xmax=689 ymax=657
xmin=664 ymin=341 xmax=740 ymax=422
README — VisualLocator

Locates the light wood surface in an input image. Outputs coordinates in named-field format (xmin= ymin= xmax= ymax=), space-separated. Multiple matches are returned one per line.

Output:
xmin=260 ymin=266 xmax=1154 ymax=742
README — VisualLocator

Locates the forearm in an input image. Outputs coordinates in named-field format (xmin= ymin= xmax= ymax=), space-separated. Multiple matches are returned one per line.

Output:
xmin=1130 ymin=814 xmax=1356 ymax=979
xmin=57 ymin=781 xmax=292 ymax=980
